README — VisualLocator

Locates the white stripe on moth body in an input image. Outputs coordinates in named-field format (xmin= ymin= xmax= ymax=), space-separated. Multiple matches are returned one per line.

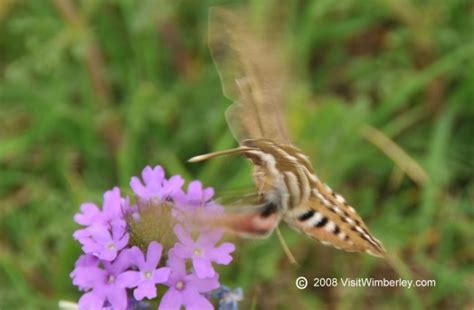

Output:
xmin=324 ymin=220 xmax=337 ymax=233
xmin=284 ymin=171 xmax=301 ymax=207
xmin=301 ymin=165 xmax=319 ymax=183
xmin=294 ymin=152 xmax=313 ymax=169
xmin=273 ymin=144 xmax=313 ymax=205
xmin=354 ymin=225 xmax=381 ymax=249
xmin=311 ymin=189 xmax=348 ymax=220
xmin=270 ymin=143 xmax=312 ymax=205
xmin=338 ymin=232 xmax=347 ymax=240
xmin=335 ymin=194 xmax=346 ymax=204
xmin=307 ymin=212 xmax=324 ymax=227
xmin=254 ymin=143 xmax=314 ymax=209
xmin=247 ymin=150 xmax=289 ymax=211
xmin=323 ymin=183 xmax=352 ymax=210
xmin=296 ymin=166 xmax=311 ymax=204
xmin=270 ymin=143 xmax=299 ymax=164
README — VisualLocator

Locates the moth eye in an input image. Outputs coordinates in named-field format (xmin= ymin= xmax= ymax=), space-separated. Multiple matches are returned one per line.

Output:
xmin=246 ymin=154 xmax=263 ymax=166
xmin=242 ymin=139 xmax=257 ymax=147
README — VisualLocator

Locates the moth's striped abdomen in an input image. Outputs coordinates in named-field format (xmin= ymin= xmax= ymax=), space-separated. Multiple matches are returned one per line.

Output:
xmin=242 ymin=138 xmax=386 ymax=257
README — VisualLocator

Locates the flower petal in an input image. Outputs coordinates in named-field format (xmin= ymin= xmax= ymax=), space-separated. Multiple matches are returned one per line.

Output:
xmin=192 ymin=257 xmax=215 ymax=279
xmin=187 ymin=181 xmax=203 ymax=197
xmin=114 ymin=232 xmax=129 ymax=251
xmin=133 ymin=281 xmax=157 ymax=300
xmin=102 ymin=187 xmax=122 ymax=221
xmin=141 ymin=166 xmax=157 ymax=186
xmin=74 ymin=254 xmax=99 ymax=268
xmin=210 ymin=242 xmax=235 ymax=264
xmin=183 ymin=289 xmax=214 ymax=310
xmin=153 ymin=267 xmax=171 ymax=284
xmin=166 ymin=250 xmax=187 ymax=281
xmin=78 ymin=291 xmax=104 ymax=309
xmin=79 ymin=238 xmax=102 ymax=256
xmin=186 ymin=274 xmax=219 ymax=293
xmin=109 ymin=248 xmax=135 ymax=274
xmin=172 ymin=243 xmax=193 ymax=259
xmin=173 ymin=224 xmax=194 ymax=246
xmin=202 ymin=187 xmax=214 ymax=201
xmin=73 ymin=228 xmax=92 ymax=244
xmin=126 ymin=246 xmax=145 ymax=267
xmin=74 ymin=203 xmax=101 ymax=226
xmin=144 ymin=241 xmax=163 ymax=270
xmin=87 ymin=224 xmax=112 ymax=244
xmin=159 ymin=289 xmax=183 ymax=310
xmin=105 ymin=285 xmax=127 ymax=310
xmin=130 ymin=176 xmax=147 ymax=198
xmin=163 ymin=175 xmax=184 ymax=197
xmin=71 ymin=266 xmax=106 ymax=290
xmin=196 ymin=230 xmax=223 ymax=247
xmin=116 ymin=271 xmax=141 ymax=288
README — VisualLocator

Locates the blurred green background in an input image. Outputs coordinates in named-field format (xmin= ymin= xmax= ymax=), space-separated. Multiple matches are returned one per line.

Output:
xmin=1 ymin=0 xmax=473 ymax=309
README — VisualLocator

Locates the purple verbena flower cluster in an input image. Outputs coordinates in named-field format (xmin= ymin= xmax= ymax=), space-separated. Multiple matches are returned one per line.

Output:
xmin=71 ymin=165 xmax=236 ymax=310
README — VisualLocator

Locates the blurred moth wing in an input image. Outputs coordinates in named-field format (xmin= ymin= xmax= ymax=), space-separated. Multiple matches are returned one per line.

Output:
xmin=182 ymin=190 xmax=281 ymax=239
xmin=205 ymin=202 xmax=282 ymax=239
xmin=208 ymin=7 xmax=291 ymax=144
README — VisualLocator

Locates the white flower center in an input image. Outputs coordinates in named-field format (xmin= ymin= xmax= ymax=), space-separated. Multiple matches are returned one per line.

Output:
xmin=107 ymin=275 xmax=115 ymax=283
xmin=144 ymin=271 xmax=152 ymax=280
xmin=193 ymin=248 xmax=202 ymax=256
xmin=107 ymin=243 xmax=116 ymax=251
xmin=175 ymin=280 xmax=185 ymax=291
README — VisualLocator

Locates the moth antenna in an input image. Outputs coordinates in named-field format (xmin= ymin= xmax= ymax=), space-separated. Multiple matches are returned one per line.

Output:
xmin=188 ymin=146 xmax=257 ymax=162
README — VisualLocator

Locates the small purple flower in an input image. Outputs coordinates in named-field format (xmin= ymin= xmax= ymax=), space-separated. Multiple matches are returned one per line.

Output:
xmin=119 ymin=242 xmax=171 ymax=300
xmin=173 ymin=224 xmax=235 ymax=278
xmin=172 ymin=181 xmax=224 ymax=223
xmin=71 ymin=249 xmax=135 ymax=309
xmin=159 ymin=250 xmax=219 ymax=310
xmin=175 ymin=181 xmax=214 ymax=206
xmin=74 ymin=187 xmax=126 ymax=227
xmin=74 ymin=202 xmax=102 ymax=226
xmin=74 ymin=223 xmax=129 ymax=261
xmin=130 ymin=166 xmax=184 ymax=202
xmin=70 ymin=254 xmax=100 ymax=291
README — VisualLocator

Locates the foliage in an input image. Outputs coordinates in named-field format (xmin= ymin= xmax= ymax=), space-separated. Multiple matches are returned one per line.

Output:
xmin=0 ymin=0 xmax=473 ymax=309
